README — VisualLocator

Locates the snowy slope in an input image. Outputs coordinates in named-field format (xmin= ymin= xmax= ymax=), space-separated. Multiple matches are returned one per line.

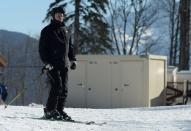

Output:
xmin=0 ymin=104 xmax=191 ymax=131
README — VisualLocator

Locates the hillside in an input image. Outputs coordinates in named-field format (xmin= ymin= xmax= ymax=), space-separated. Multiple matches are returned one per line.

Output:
xmin=0 ymin=29 xmax=40 ymax=66
xmin=0 ymin=104 xmax=191 ymax=131
xmin=0 ymin=30 xmax=36 ymax=45
xmin=0 ymin=30 xmax=43 ymax=106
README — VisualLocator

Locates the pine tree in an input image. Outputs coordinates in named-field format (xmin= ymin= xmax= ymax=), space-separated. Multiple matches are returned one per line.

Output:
xmin=44 ymin=0 xmax=113 ymax=54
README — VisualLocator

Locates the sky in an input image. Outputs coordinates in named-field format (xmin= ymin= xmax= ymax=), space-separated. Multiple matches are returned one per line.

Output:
xmin=0 ymin=0 xmax=181 ymax=38
xmin=0 ymin=0 xmax=54 ymax=37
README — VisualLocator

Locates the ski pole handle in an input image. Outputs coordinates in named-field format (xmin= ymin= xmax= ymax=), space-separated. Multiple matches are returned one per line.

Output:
xmin=42 ymin=64 xmax=53 ymax=74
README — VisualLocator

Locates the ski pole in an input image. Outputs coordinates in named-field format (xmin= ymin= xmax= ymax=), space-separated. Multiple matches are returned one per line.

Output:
xmin=4 ymin=71 xmax=45 ymax=109
xmin=4 ymin=66 xmax=54 ymax=109
xmin=4 ymin=87 xmax=27 ymax=109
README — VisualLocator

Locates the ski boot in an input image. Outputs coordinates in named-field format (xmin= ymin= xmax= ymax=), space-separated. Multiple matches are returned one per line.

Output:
xmin=58 ymin=110 xmax=73 ymax=121
xmin=43 ymin=108 xmax=62 ymax=120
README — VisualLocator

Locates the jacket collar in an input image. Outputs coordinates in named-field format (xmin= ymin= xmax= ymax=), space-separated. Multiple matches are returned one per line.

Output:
xmin=50 ymin=19 xmax=65 ymax=29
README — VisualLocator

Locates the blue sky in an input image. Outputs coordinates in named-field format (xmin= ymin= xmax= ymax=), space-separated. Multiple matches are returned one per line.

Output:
xmin=0 ymin=0 xmax=53 ymax=37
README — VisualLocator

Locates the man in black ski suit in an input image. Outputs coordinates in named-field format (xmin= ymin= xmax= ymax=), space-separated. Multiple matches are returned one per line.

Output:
xmin=39 ymin=7 xmax=77 ymax=120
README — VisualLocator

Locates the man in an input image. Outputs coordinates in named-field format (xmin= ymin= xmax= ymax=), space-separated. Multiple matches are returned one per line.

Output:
xmin=39 ymin=7 xmax=77 ymax=120
xmin=0 ymin=83 xmax=8 ymax=105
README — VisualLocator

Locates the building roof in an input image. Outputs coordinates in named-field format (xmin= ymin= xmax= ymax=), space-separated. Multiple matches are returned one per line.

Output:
xmin=0 ymin=55 xmax=7 ymax=67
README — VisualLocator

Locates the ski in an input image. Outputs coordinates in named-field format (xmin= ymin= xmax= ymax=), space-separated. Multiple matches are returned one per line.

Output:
xmin=61 ymin=119 xmax=106 ymax=126
xmin=38 ymin=116 xmax=106 ymax=126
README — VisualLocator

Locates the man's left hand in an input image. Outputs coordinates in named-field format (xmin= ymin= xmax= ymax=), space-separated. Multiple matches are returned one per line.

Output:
xmin=70 ymin=61 xmax=77 ymax=70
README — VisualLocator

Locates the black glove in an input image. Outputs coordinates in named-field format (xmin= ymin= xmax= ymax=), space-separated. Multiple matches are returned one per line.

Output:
xmin=42 ymin=64 xmax=53 ymax=73
xmin=70 ymin=61 xmax=77 ymax=70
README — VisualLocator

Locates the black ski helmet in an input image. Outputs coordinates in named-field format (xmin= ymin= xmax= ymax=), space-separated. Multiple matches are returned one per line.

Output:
xmin=51 ymin=7 xmax=65 ymax=16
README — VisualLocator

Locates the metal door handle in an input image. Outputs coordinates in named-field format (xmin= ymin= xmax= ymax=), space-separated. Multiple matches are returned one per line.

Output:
xmin=77 ymin=83 xmax=83 ymax=86
xmin=124 ymin=84 xmax=129 ymax=87
xmin=77 ymin=83 xmax=85 ymax=88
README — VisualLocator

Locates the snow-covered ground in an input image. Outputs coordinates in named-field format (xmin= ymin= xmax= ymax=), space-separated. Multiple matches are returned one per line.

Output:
xmin=0 ymin=104 xmax=191 ymax=131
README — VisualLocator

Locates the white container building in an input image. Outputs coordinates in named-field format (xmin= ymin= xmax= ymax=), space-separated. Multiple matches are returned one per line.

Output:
xmin=66 ymin=55 xmax=167 ymax=108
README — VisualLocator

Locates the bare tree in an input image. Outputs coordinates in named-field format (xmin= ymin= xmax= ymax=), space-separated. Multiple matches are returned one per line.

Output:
xmin=159 ymin=0 xmax=180 ymax=66
xmin=129 ymin=0 xmax=158 ymax=55
xmin=108 ymin=0 xmax=132 ymax=55
xmin=108 ymin=0 xmax=158 ymax=55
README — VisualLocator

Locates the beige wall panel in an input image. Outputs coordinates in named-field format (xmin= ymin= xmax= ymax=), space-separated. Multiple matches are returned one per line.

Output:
xmin=86 ymin=59 xmax=111 ymax=108
xmin=110 ymin=59 xmax=122 ymax=108
xmin=67 ymin=60 xmax=87 ymax=107
xmin=121 ymin=61 xmax=145 ymax=107
xmin=149 ymin=60 xmax=165 ymax=106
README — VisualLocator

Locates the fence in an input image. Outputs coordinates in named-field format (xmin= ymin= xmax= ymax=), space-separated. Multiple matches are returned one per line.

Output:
xmin=0 ymin=66 xmax=49 ymax=106
xmin=166 ymin=81 xmax=191 ymax=105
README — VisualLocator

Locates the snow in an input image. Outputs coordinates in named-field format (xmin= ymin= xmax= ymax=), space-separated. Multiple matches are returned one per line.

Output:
xmin=1 ymin=104 xmax=191 ymax=131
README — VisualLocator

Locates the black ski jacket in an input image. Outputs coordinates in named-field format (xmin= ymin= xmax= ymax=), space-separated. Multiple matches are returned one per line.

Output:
xmin=39 ymin=20 xmax=76 ymax=69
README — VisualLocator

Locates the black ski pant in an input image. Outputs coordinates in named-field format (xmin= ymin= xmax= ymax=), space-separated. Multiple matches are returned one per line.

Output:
xmin=46 ymin=67 xmax=68 ymax=112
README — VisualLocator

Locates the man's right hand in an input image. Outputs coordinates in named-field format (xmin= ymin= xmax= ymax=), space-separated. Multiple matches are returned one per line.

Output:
xmin=42 ymin=64 xmax=53 ymax=73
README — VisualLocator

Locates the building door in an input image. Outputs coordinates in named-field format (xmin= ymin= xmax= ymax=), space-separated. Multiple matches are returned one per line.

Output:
xmin=66 ymin=60 xmax=87 ymax=108
xmin=121 ymin=61 xmax=145 ymax=107
xmin=110 ymin=59 xmax=122 ymax=108
xmin=86 ymin=59 xmax=111 ymax=108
